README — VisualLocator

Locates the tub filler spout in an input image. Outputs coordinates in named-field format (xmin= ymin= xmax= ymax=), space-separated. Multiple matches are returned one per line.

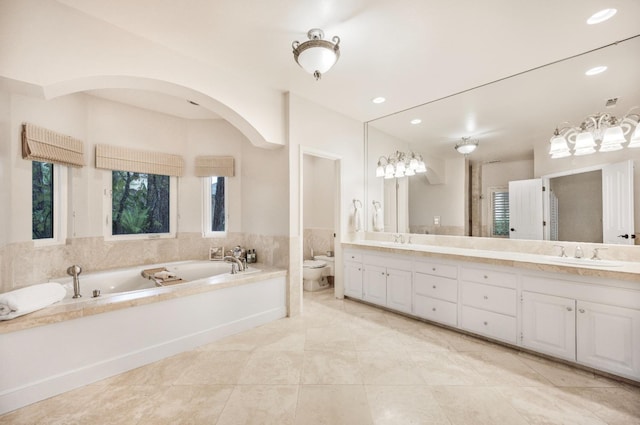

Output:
xmin=223 ymin=256 xmax=243 ymax=274
xmin=67 ymin=265 xmax=83 ymax=298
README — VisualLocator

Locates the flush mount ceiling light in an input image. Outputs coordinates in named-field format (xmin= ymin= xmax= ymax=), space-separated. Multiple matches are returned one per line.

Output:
xmin=292 ymin=28 xmax=340 ymax=80
xmin=585 ymin=66 xmax=607 ymax=76
xmin=549 ymin=107 xmax=640 ymax=158
xmin=376 ymin=151 xmax=427 ymax=179
xmin=410 ymin=118 xmax=422 ymax=125
xmin=454 ymin=137 xmax=479 ymax=155
xmin=372 ymin=96 xmax=386 ymax=104
xmin=587 ymin=8 xmax=617 ymax=24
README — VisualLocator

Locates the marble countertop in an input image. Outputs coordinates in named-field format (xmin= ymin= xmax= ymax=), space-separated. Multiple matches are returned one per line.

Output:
xmin=0 ymin=266 xmax=287 ymax=335
xmin=343 ymin=241 xmax=640 ymax=284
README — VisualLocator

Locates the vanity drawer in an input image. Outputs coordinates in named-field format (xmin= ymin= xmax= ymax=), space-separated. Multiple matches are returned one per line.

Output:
xmin=414 ymin=295 xmax=457 ymax=327
xmin=461 ymin=267 xmax=516 ymax=288
xmin=414 ymin=272 xmax=457 ymax=303
xmin=344 ymin=251 xmax=363 ymax=263
xmin=414 ymin=261 xmax=458 ymax=279
xmin=461 ymin=282 xmax=516 ymax=316
xmin=460 ymin=305 xmax=517 ymax=343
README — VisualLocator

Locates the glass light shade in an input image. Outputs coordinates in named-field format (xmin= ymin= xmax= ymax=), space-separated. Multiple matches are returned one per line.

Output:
xmin=455 ymin=143 xmax=477 ymax=155
xmin=551 ymin=151 xmax=572 ymax=159
xmin=394 ymin=168 xmax=404 ymax=178
xmin=549 ymin=134 xmax=570 ymax=155
xmin=375 ymin=165 xmax=385 ymax=177
xmin=628 ymin=125 xmax=640 ymax=148
xmin=296 ymin=47 xmax=337 ymax=74
xmin=409 ymin=158 xmax=418 ymax=170
xmin=573 ymin=131 xmax=596 ymax=155
xmin=601 ymin=125 xmax=625 ymax=145
xmin=415 ymin=161 xmax=427 ymax=173
xmin=404 ymin=168 xmax=415 ymax=176
xmin=395 ymin=161 xmax=406 ymax=173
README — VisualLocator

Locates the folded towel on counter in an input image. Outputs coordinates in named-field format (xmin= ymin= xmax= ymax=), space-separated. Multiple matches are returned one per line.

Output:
xmin=153 ymin=270 xmax=176 ymax=280
xmin=0 ymin=282 xmax=66 ymax=321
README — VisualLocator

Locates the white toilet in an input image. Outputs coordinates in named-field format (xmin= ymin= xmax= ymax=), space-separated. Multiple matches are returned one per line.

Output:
xmin=302 ymin=255 xmax=335 ymax=292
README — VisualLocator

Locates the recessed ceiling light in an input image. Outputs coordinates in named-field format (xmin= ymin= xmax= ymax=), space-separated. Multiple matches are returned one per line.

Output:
xmin=585 ymin=66 xmax=607 ymax=76
xmin=372 ymin=97 xmax=386 ymax=104
xmin=587 ymin=8 xmax=617 ymax=25
xmin=410 ymin=118 xmax=422 ymax=125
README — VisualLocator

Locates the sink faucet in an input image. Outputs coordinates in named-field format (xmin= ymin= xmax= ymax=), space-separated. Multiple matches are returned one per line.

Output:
xmin=393 ymin=234 xmax=405 ymax=244
xmin=224 ymin=256 xmax=243 ymax=274
xmin=67 ymin=265 xmax=83 ymax=298
xmin=574 ymin=246 xmax=584 ymax=259
xmin=553 ymin=245 xmax=567 ymax=258
xmin=591 ymin=247 xmax=607 ymax=260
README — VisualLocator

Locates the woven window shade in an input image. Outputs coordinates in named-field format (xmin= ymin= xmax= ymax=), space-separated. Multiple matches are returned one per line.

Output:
xmin=194 ymin=156 xmax=235 ymax=177
xmin=95 ymin=144 xmax=184 ymax=176
xmin=22 ymin=123 xmax=85 ymax=167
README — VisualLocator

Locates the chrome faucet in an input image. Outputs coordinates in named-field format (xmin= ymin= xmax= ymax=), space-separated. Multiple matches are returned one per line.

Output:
xmin=591 ymin=247 xmax=607 ymax=260
xmin=224 ymin=256 xmax=243 ymax=274
xmin=67 ymin=265 xmax=83 ymax=298
xmin=574 ymin=246 xmax=584 ymax=259
xmin=553 ymin=245 xmax=567 ymax=257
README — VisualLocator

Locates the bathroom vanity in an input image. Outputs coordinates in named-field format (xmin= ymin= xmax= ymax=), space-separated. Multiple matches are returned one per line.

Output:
xmin=343 ymin=241 xmax=640 ymax=382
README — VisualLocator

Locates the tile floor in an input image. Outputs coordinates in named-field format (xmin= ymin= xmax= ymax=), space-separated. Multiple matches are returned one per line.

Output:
xmin=2 ymin=289 xmax=639 ymax=424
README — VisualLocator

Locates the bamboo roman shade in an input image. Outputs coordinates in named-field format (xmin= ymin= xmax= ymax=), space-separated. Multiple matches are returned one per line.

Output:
xmin=22 ymin=123 xmax=85 ymax=167
xmin=95 ymin=144 xmax=184 ymax=177
xmin=194 ymin=156 xmax=235 ymax=177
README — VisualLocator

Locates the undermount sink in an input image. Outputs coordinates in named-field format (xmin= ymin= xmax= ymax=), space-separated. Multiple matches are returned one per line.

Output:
xmin=546 ymin=257 xmax=624 ymax=268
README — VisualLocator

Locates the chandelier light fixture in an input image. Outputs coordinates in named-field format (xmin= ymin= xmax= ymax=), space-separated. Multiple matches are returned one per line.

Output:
xmin=375 ymin=151 xmax=427 ymax=179
xmin=292 ymin=29 xmax=340 ymax=80
xmin=549 ymin=107 xmax=640 ymax=159
xmin=454 ymin=137 xmax=479 ymax=155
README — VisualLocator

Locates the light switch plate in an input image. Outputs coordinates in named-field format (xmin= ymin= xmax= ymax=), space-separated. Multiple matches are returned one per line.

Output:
xmin=434 ymin=216 xmax=440 ymax=225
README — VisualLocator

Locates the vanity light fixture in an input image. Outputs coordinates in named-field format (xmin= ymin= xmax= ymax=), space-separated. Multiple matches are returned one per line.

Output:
xmin=587 ymin=8 xmax=617 ymax=25
xmin=376 ymin=151 xmax=427 ymax=179
xmin=292 ymin=29 xmax=341 ymax=80
xmin=454 ymin=137 xmax=479 ymax=155
xmin=549 ymin=107 xmax=640 ymax=158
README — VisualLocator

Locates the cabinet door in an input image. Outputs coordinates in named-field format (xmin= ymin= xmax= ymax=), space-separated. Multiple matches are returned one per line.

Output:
xmin=577 ymin=300 xmax=640 ymax=380
xmin=521 ymin=291 xmax=576 ymax=361
xmin=386 ymin=268 xmax=412 ymax=314
xmin=363 ymin=264 xmax=387 ymax=306
xmin=343 ymin=262 xmax=363 ymax=299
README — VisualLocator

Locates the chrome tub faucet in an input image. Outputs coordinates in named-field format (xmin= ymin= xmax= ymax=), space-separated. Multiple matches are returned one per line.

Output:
xmin=67 ymin=265 xmax=83 ymax=298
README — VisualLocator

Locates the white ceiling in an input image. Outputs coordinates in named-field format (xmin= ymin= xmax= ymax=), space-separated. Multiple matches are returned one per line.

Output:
xmin=56 ymin=0 xmax=640 ymax=159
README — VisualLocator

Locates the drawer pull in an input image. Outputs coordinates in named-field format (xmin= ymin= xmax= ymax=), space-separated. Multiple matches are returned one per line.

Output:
xmin=579 ymin=308 xmax=585 ymax=313
xmin=483 ymin=275 xmax=488 ymax=279
xmin=432 ymin=267 xmax=436 ymax=271
xmin=381 ymin=272 xmax=385 ymax=275
xmin=483 ymin=321 xmax=488 ymax=326
xmin=432 ymin=285 xmax=436 ymax=289
xmin=483 ymin=295 xmax=488 ymax=300
xmin=566 ymin=306 xmax=573 ymax=312
xmin=432 ymin=307 xmax=436 ymax=311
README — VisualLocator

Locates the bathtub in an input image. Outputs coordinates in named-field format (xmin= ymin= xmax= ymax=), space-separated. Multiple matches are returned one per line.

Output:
xmin=53 ymin=260 xmax=261 ymax=299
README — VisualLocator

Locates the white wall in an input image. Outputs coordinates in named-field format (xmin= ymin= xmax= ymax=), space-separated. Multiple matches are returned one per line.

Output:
xmin=303 ymin=155 xmax=336 ymax=229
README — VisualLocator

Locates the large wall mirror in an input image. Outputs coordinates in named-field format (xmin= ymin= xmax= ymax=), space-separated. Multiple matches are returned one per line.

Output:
xmin=365 ymin=35 xmax=640 ymax=245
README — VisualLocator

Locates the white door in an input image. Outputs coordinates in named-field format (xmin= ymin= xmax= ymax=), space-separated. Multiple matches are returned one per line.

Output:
xmin=386 ymin=268 xmax=412 ymax=314
xmin=521 ymin=291 xmax=576 ymax=361
xmin=363 ymin=264 xmax=387 ymax=306
xmin=577 ymin=300 xmax=640 ymax=379
xmin=343 ymin=263 xmax=363 ymax=299
xmin=509 ymin=179 xmax=543 ymax=240
xmin=602 ymin=160 xmax=635 ymax=245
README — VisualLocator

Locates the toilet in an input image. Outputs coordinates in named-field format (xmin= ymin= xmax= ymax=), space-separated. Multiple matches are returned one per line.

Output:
xmin=302 ymin=255 xmax=335 ymax=292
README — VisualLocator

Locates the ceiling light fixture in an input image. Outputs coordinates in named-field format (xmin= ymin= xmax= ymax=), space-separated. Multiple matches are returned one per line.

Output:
xmin=372 ymin=97 xmax=386 ymax=104
xmin=410 ymin=118 xmax=422 ymax=125
xmin=549 ymin=107 xmax=640 ymax=158
xmin=292 ymin=28 xmax=340 ymax=80
xmin=585 ymin=66 xmax=607 ymax=76
xmin=454 ymin=137 xmax=479 ymax=155
xmin=376 ymin=151 xmax=427 ymax=179
xmin=587 ymin=8 xmax=617 ymax=25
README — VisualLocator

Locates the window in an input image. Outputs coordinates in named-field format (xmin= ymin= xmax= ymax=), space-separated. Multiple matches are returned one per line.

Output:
xmin=110 ymin=171 xmax=175 ymax=238
xmin=32 ymin=161 xmax=67 ymax=245
xmin=203 ymin=176 xmax=227 ymax=236
xmin=490 ymin=187 xmax=510 ymax=237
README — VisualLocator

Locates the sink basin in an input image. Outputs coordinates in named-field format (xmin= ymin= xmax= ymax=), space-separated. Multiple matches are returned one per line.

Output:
xmin=546 ymin=257 xmax=624 ymax=268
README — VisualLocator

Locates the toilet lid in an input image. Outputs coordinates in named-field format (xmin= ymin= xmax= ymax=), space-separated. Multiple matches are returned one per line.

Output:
xmin=303 ymin=260 xmax=326 ymax=269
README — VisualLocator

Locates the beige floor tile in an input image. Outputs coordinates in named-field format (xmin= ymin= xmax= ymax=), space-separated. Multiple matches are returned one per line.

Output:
xmin=174 ymin=350 xmax=251 ymax=385
xmin=98 ymin=351 xmax=200 ymax=386
xmin=295 ymin=385 xmax=373 ymax=425
xmin=301 ymin=350 xmax=363 ymax=384
xmin=462 ymin=351 xmax=552 ymax=387
xmin=518 ymin=355 xmax=621 ymax=387
xmin=366 ymin=385 xmax=451 ymax=425
xmin=352 ymin=329 xmax=408 ymax=352
xmin=135 ymin=384 xmax=232 ymax=425
xmin=238 ymin=351 xmax=304 ymax=384
xmin=358 ymin=351 xmax=425 ymax=385
xmin=216 ymin=385 xmax=298 ymax=425
xmin=254 ymin=329 xmax=306 ymax=351
xmin=497 ymin=386 xmax=609 ymax=425
xmin=383 ymin=312 xmax=427 ymax=331
xmin=564 ymin=387 xmax=640 ymax=425
xmin=304 ymin=326 xmax=355 ymax=351
xmin=410 ymin=351 xmax=488 ymax=386
xmin=394 ymin=328 xmax=453 ymax=352
xmin=432 ymin=386 xmax=529 ymax=425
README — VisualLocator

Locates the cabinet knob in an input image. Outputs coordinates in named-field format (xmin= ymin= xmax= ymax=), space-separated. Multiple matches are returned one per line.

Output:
xmin=432 ymin=267 xmax=436 ymax=271
xmin=483 ymin=275 xmax=488 ymax=279
xmin=358 ymin=268 xmax=361 ymax=271
xmin=381 ymin=272 xmax=385 ymax=276
xmin=351 ymin=256 xmax=355 ymax=259
xmin=483 ymin=295 xmax=488 ymax=300
xmin=566 ymin=306 xmax=573 ymax=312
xmin=432 ymin=307 xmax=436 ymax=311
xmin=386 ymin=273 xmax=390 ymax=277
xmin=432 ymin=285 xmax=436 ymax=289
xmin=483 ymin=321 xmax=488 ymax=326
xmin=579 ymin=308 xmax=585 ymax=313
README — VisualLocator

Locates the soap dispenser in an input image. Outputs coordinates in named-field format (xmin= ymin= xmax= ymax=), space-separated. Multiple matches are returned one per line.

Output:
xmin=574 ymin=246 xmax=583 ymax=259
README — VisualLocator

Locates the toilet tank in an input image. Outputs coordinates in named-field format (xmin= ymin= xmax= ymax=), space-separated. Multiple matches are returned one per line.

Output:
xmin=313 ymin=255 xmax=335 ymax=275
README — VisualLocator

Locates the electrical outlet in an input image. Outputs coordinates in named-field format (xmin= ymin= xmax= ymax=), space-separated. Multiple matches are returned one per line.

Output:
xmin=434 ymin=216 xmax=440 ymax=225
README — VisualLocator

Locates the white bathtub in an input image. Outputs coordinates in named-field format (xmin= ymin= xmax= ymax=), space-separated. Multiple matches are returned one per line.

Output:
xmin=53 ymin=260 xmax=260 ymax=299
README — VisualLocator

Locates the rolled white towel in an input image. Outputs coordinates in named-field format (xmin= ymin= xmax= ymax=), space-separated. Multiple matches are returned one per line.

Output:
xmin=0 ymin=282 xmax=66 ymax=321
xmin=153 ymin=270 xmax=176 ymax=280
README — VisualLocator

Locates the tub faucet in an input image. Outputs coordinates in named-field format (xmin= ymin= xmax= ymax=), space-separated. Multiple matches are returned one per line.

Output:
xmin=553 ymin=245 xmax=567 ymax=257
xmin=67 ymin=265 xmax=83 ymax=298
xmin=224 ymin=256 xmax=243 ymax=274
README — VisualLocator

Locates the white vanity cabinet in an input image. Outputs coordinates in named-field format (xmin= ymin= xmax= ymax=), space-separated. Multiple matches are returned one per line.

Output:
xmin=413 ymin=260 xmax=458 ymax=326
xmin=343 ymin=250 xmax=364 ymax=299
xmin=459 ymin=266 xmax=518 ymax=343
xmin=521 ymin=274 xmax=640 ymax=381
xmin=362 ymin=253 xmax=412 ymax=312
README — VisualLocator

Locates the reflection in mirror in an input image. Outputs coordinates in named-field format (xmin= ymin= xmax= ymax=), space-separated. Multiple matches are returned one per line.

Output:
xmin=366 ymin=36 xmax=640 ymax=244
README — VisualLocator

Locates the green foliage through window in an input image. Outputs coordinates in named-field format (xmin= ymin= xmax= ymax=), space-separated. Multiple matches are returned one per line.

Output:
xmin=492 ymin=190 xmax=510 ymax=237
xmin=32 ymin=161 xmax=54 ymax=239
xmin=112 ymin=171 xmax=170 ymax=235
xmin=211 ymin=176 xmax=226 ymax=232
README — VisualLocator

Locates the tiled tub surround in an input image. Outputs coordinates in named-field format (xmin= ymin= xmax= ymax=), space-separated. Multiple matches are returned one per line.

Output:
xmin=303 ymin=228 xmax=335 ymax=260
xmin=343 ymin=237 xmax=640 ymax=383
xmin=0 ymin=232 xmax=289 ymax=294
xmin=0 ymin=265 xmax=287 ymax=415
